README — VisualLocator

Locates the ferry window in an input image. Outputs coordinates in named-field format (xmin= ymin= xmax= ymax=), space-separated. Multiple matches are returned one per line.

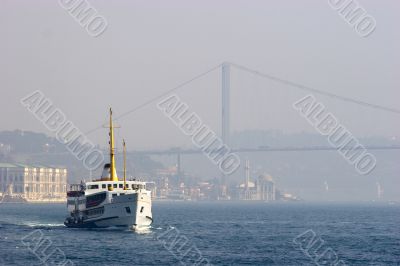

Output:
xmin=131 ymin=184 xmax=135 ymax=189
xmin=102 ymin=184 xmax=106 ymax=189
xmin=88 ymin=185 xmax=99 ymax=190
xmin=112 ymin=193 xmax=117 ymax=198
xmin=125 ymin=207 xmax=131 ymax=214
xmin=120 ymin=193 xmax=125 ymax=196
xmin=119 ymin=184 xmax=123 ymax=188
xmin=113 ymin=184 xmax=117 ymax=188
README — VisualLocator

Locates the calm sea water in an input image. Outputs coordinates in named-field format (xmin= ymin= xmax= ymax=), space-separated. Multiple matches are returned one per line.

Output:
xmin=0 ymin=202 xmax=399 ymax=265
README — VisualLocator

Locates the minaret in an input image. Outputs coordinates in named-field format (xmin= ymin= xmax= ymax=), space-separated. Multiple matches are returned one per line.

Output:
xmin=244 ymin=159 xmax=250 ymax=200
xmin=123 ymin=139 xmax=127 ymax=189
xmin=245 ymin=159 xmax=250 ymax=191
xmin=376 ymin=182 xmax=383 ymax=200
xmin=109 ymin=108 xmax=118 ymax=181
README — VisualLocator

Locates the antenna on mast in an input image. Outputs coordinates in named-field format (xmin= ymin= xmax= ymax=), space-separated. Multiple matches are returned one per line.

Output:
xmin=123 ymin=139 xmax=127 ymax=190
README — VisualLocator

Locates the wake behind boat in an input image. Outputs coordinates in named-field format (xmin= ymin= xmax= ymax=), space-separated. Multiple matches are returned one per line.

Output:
xmin=64 ymin=109 xmax=153 ymax=229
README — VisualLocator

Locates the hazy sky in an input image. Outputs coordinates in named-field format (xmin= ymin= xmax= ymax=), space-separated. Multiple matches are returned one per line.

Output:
xmin=1 ymin=0 xmax=399 ymax=150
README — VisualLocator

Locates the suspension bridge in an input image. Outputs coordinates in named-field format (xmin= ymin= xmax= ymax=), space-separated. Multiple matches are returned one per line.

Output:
xmin=83 ymin=62 xmax=399 ymax=175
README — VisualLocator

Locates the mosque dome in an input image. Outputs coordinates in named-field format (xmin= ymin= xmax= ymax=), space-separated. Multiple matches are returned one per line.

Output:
xmin=258 ymin=174 xmax=274 ymax=182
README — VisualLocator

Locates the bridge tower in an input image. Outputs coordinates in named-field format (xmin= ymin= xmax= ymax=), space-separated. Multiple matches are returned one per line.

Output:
xmin=221 ymin=62 xmax=230 ymax=147
xmin=220 ymin=62 xmax=230 ymax=199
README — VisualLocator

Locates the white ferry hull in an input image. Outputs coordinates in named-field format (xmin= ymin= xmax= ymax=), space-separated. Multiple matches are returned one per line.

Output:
xmin=93 ymin=194 xmax=152 ymax=229
xmin=65 ymin=191 xmax=152 ymax=229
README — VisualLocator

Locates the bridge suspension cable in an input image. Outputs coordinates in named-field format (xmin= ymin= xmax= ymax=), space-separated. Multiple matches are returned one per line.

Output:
xmin=84 ymin=63 xmax=222 ymax=135
xmin=229 ymin=62 xmax=400 ymax=114
xmin=84 ymin=62 xmax=399 ymax=136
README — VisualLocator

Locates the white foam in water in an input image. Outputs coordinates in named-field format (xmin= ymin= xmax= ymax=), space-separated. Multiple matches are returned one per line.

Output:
xmin=20 ymin=221 xmax=64 ymax=228
xmin=28 ymin=223 xmax=64 ymax=227
xmin=134 ymin=227 xmax=152 ymax=234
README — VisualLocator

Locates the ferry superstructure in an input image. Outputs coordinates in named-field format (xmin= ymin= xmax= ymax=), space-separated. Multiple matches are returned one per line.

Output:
xmin=64 ymin=109 xmax=153 ymax=229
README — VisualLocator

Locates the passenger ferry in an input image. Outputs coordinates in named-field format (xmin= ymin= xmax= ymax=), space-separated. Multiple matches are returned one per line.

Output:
xmin=64 ymin=109 xmax=153 ymax=229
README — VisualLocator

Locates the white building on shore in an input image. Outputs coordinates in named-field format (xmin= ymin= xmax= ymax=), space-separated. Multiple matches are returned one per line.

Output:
xmin=236 ymin=160 xmax=276 ymax=201
xmin=0 ymin=163 xmax=67 ymax=202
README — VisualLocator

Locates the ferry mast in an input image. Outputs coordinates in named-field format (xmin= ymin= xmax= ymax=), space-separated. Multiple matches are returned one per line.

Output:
xmin=109 ymin=108 xmax=118 ymax=181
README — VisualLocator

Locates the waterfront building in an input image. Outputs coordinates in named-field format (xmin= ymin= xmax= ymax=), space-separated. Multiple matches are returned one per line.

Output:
xmin=0 ymin=163 xmax=67 ymax=202
xmin=234 ymin=160 xmax=276 ymax=201
xmin=256 ymin=174 xmax=276 ymax=201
